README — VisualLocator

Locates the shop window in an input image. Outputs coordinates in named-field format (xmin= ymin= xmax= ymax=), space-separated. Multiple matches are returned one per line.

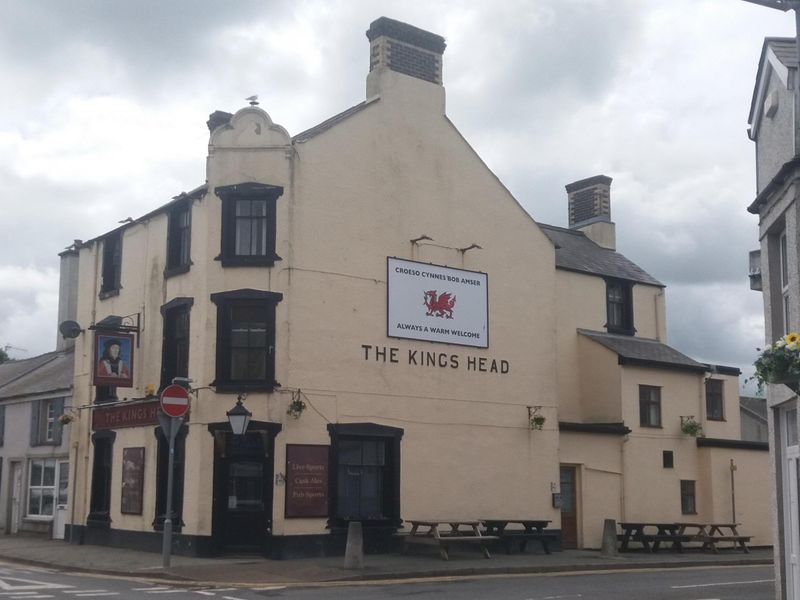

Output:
xmin=606 ymin=279 xmax=634 ymax=335
xmin=160 ymin=298 xmax=193 ymax=391
xmin=705 ymin=378 xmax=725 ymax=421
xmin=328 ymin=423 xmax=403 ymax=528
xmin=100 ymin=231 xmax=122 ymax=297
xmin=639 ymin=385 xmax=662 ymax=428
xmin=680 ymin=480 xmax=696 ymax=515
xmin=662 ymin=450 xmax=674 ymax=469
xmin=88 ymin=431 xmax=115 ymax=526
xmin=165 ymin=201 xmax=192 ymax=277
xmin=27 ymin=458 xmax=57 ymax=517
xmin=215 ymin=182 xmax=283 ymax=267
xmin=30 ymin=398 xmax=64 ymax=446
xmin=211 ymin=289 xmax=283 ymax=392
xmin=153 ymin=424 xmax=186 ymax=532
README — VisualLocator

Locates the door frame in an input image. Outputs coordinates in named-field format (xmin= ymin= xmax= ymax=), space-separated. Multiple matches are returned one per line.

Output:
xmin=782 ymin=405 xmax=800 ymax=600
xmin=559 ymin=464 xmax=580 ymax=549
xmin=207 ymin=421 xmax=281 ymax=554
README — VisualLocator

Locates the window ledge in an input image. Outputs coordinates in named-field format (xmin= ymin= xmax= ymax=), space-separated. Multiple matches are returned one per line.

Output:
xmin=23 ymin=516 xmax=53 ymax=522
xmin=706 ymin=417 xmax=726 ymax=422
xmin=164 ymin=263 xmax=192 ymax=279
xmin=639 ymin=424 xmax=663 ymax=429
xmin=98 ymin=288 xmax=121 ymax=300
xmin=213 ymin=382 xmax=276 ymax=394
xmin=216 ymin=254 xmax=282 ymax=268
xmin=606 ymin=326 xmax=636 ymax=336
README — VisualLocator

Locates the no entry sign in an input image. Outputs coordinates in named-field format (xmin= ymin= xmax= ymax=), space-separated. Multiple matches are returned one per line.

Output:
xmin=160 ymin=384 xmax=190 ymax=418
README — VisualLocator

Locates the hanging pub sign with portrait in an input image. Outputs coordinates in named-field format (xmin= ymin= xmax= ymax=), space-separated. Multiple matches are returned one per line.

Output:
xmin=93 ymin=330 xmax=135 ymax=388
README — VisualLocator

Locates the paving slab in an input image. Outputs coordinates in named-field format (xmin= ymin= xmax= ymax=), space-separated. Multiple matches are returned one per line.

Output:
xmin=0 ymin=535 xmax=773 ymax=587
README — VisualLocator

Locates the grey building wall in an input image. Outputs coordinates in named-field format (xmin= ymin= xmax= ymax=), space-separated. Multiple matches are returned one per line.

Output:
xmin=756 ymin=72 xmax=795 ymax=193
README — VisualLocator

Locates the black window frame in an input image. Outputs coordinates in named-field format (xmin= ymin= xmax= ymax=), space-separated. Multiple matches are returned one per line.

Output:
xmin=88 ymin=430 xmax=116 ymax=527
xmin=705 ymin=378 xmax=725 ymax=421
xmin=639 ymin=385 xmax=662 ymax=428
xmin=605 ymin=278 xmax=634 ymax=335
xmin=160 ymin=298 xmax=193 ymax=391
xmin=680 ymin=479 xmax=696 ymax=515
xmin=327 ymin=423 xmax=403 ymax=530
xmin=165 ymin=200 xmax=192 ymax=278
xmin=662 ymin=450 xmax=674 ymax=469
xmin=210 ymin=289 xmax=283 ymax=393
xmin=215 ymin=182 xmax=283 ymax=268
xmin=100 ymin=231 xmax=122 ymax=298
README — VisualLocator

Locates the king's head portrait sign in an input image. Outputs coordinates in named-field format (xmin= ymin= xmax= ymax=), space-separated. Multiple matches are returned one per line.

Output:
xmin=93 ymin=330 xmax=135 ymax=388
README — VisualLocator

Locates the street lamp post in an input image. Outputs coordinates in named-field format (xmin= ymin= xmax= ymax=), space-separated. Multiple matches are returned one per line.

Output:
xmin=227 ymin=394 xmax=252 ymax=435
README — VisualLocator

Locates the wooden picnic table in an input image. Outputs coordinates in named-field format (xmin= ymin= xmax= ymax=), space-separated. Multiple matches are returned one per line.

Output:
xmin=481 ymin=519 xmax=556 ymax=554
xmin=675 ymin=522 xmax=751 ymax=553
xmin=618 ymin=522 xmax=688 ymax=553
xmin=402 ymin=519 xmax=498 ymax=560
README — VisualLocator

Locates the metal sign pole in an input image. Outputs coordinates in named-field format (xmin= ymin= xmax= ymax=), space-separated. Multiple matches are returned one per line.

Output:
xmin=158 ymin=414 xmax=183 ymax=569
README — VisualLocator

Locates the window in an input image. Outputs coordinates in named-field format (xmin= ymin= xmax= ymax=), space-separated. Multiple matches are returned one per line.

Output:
xmin=100 ymin=231 xmax=122 ymax=296
xmin=57 ymin=460 xmax=69 ymax=508
xmin=662 ymin=450 xmax=674 ymax=469
xmin=30 ymin=398 xmax=64 ymax=446
xmin=639 ymin=385 xmax=661 ymax=427
xmin=153 ymin=424 xmax=186 ymax=531
xmin=328 ymin=423 xmax=403 ymax=528
xmin=781 ymin=231 xmax=790 ymax=335
xmin=706 ymin=378 xmax=724 ymax=421
xmin=160 ymin=298 xmax=193 ymax=390
xmin=211 ymin=289 xmax=283 ymax=392
xmin=215 ymin=182 xmax=283 ymax=267
xmin=27 ymin=458 xmax=56 ymax=517
xmin=165 ymin=202 xmax=192 ymax=277
xmin=0 ymin=405 xmax=6 ymax=447
xmin=680 ymin=480 xmax=696 ymax=514
xmin=606 ymin=279 xmax=634 ymax=335
xmin=88 ymin=431 xmax=115 ymax=525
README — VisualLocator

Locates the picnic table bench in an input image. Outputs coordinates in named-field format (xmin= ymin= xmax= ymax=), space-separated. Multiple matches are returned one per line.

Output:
xmin=617 ymin=522 xmax=690 ymax=552
xmin=676 ymin=522 xmax=751 ymax=553
xmin=400 ymin=520 xmax=498 ymax=560
xmin=481 ymin=519 xmax=557 ymax=554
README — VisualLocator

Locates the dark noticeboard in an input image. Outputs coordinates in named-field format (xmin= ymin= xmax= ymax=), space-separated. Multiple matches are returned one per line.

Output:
xmin=121 ymin=447 xmax=145 ymax=515
xmin=285 ymin=444 xmax=329 ymax=518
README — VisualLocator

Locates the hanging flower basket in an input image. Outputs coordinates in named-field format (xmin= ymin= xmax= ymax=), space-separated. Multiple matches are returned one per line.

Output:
xmin=287 ymin=397 xmax=306 ymax=419
xmin=530 ymin=415 xmax=546 ymax=430
xmin=58 ymin=414 xmax=73 ymax=425
xmin=680 ymin=416 xmax=703 ymax=437
xmin=752 ymin=332 xmax=800 ymax=394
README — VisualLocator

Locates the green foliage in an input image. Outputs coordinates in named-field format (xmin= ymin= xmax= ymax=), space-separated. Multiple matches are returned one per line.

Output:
xmin=680 ymin=417 xmax=703 ymax=437
xmin=752 ymin=335 xmax=800 ymax=393
xmin=287 ymin=397 xmax=306 ymax=419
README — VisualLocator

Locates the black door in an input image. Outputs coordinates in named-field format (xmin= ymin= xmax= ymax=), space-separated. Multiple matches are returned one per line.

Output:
xmin=212 ymin=430 xmax=274 ymax=553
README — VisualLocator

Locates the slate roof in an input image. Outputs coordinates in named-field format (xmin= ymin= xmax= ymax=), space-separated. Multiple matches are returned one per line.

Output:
xmin=740 ymin=396 xmax=767 ymax=424
xmin=578 ymin=329 xmax=707 ymax=373
xmin=767 ymin=37 xmax=796 ymax=69
xmin=0 ymin=348 xmax=74 ymax=400
xmin=539 ymin=224 xmax=663 ymax=287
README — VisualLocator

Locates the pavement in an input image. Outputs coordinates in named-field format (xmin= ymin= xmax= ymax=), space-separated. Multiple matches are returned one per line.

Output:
xmin=0 ymin=535 xmax=774 ymax=588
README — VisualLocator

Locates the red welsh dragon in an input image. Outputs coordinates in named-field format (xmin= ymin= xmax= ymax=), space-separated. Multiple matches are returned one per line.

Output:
xmin=423 ymin=290 xmax=456 ymax=319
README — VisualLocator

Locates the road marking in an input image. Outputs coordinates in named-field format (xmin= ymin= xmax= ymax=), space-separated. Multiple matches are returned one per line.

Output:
xmin=0 ymin=578 xmax=70 ymax=592
xmin=131 ymin=589 xmax=170 ymax=592
xmin=145 ymin=591 xmax=185 ymax=595
xmin=0 ymin=594 xmax=42 ymax=596
xmin=63 ymin=591 xmax=108 ymax=595
xmin=11 ymin=596 xmax=53 ymax=599
xmin=192 ymin=592 xmax=215 ymax=596
xmin=671 ymin=579 xmax=774 ymax=589
xmin=74 ymin=594 xmax=119 ymax=597
xmin=250 ymin=587 xmax=287 ymax=591
xmin=222 ymin=596 xmax=247 ymax=600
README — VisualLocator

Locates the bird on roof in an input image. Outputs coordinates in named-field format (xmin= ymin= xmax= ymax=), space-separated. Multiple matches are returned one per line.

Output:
xmin=246 ymin=95 xmax=259 ymax=106
xmin=118 ymin=217 xmax=134 ymax=224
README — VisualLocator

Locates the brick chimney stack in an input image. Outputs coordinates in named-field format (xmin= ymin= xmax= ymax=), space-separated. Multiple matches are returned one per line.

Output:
xmin=565 ymin=175 xmax=616 ymax=251
xmin=365 ymin=17 xmax=447 ymax=111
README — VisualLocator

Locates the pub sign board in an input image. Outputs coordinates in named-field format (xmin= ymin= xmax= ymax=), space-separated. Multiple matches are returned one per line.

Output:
xmin=285 ymin=444 xmax=329 ymax=518
xmin=387 ymin=257 xmax=488 ymax=348
xmin=93 ymin=330 xmax=134 ymax=388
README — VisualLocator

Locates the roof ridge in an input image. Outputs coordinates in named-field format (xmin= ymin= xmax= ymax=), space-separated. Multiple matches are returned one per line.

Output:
xmin=0 ymin=352 xmax=62 ymax=391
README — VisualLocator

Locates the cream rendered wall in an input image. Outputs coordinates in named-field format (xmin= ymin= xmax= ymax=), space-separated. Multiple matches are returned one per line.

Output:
xmin=703 ymin=374 xmax=744 ymax=440
xmin=277 ymin=69 xmax=559 ymax=532
xmin=632 ymin=285 xmax=666 ymax=341
xmin=559 ymin=432 xmax=622 ymax=548
xmin=575 ymin=337 xmax=621 ymax=422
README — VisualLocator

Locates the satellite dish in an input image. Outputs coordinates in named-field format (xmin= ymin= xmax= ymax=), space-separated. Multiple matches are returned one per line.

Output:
xmin=59 ymin=320 xmax=83 ymax=339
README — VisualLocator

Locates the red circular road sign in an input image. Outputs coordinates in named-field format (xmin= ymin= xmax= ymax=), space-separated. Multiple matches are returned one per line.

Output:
xmin=160 ymin=384 xmax=190 ymax=418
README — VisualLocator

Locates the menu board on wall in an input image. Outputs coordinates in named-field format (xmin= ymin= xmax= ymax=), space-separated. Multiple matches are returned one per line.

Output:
xmin=285 ymin=444 xmax=329 ymax=518
xmin=121 ymin=447 xmax=145 ymax=514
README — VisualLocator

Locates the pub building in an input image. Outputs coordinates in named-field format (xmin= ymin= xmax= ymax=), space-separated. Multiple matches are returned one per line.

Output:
xmin=60 ymin=17 xmax=771 ymax=557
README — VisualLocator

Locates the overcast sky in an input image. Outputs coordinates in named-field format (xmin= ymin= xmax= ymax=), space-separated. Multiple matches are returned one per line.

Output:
xmin=0 ymin=0 xmax=793 ymax=392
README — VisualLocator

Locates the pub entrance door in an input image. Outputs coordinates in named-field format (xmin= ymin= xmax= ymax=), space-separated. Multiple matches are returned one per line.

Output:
xmin=210 ymin=423 xmax=281 ymax=554
xmin=559 ymin=465 xmax=578 ymax=549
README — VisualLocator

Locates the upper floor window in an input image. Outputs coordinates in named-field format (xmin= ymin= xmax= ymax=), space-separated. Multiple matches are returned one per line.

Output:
xmin=606 ymin=279 xmax=633 ymax=335
xmin=30 ymin=398 xmax=65 ymax=446
xmin=165 ymin=202 xmax=192 ymax=277
xmin=100 ymin=232 xmax=122 ymax=297
xmin=211 ymin=289 xmax=283 ymax=392
xmin=215 ymin=183 xmax=283 ymax=267
xmin=160 ymin=298 xmax=193 ymax=391
xmin=639 ymin=385 xmax=661 ymax=427
xmin=705 ymin=378 xmax=724 ymax=421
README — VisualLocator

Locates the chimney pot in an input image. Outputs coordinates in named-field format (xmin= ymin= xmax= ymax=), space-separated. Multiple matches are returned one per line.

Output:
xmin=565 ymin=174 xmax=616 ymax=250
